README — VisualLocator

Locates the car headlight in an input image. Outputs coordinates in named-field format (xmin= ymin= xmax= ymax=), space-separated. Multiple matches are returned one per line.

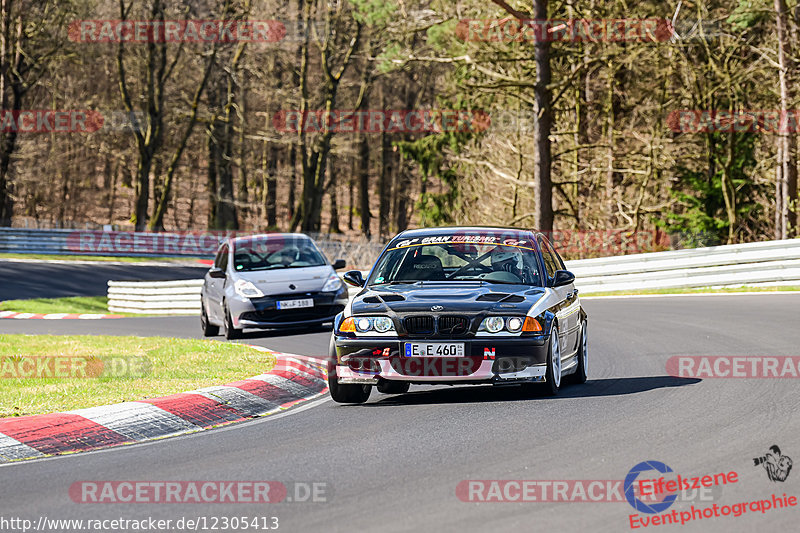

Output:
xmin=373 ymin=317 xmax=394 ymax=333
xmin=506 ymin=317 xmax=524 ymax=333
xmin=349 ymin=316 xmax=396 ymax=334
xmin=234 ymin=279 xmax=264 ymax=298
xmin=479 ymin=316 xmax=535 ymax=334
xmin=322 ymin=273 xmax=343 ymax=292
xmin=484 ymin=316 xmax=505 ymax=333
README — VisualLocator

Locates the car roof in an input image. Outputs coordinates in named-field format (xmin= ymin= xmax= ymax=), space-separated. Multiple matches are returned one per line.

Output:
xmin=227 ymin=233 xmax=312 ymax=245
xmin=393 ymin=226 xmax=535 ymax=240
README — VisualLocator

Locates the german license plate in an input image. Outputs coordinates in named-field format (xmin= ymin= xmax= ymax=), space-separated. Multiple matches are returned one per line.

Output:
xmin=404 ymin=343 xmax=465 ymax=358
xmin=277 ymin=298 xmax=314 ymax=310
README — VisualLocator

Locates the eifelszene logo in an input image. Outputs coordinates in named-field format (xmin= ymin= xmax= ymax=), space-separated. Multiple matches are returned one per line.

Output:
xmin=753 ymin=445 xmax=793 ymax=482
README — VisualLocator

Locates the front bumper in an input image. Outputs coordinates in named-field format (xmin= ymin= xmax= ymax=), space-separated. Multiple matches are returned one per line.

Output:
xmin=334 ymin=336 xmax=548 ymax=385
xmin=230 ymin=289 xmax=348 ymax=329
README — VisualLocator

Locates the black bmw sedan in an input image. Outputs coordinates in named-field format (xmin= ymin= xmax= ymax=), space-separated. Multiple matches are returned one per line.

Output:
xmin=328 ymin=227 xmax=587 ymax=404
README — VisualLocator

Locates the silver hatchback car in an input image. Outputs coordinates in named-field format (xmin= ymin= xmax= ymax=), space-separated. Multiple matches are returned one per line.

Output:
xmin=200 ymin=233 xmax=349 ymax=339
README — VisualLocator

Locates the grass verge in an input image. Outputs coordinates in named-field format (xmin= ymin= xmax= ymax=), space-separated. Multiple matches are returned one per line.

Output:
xmin=0 ymin=252 xmax=203 ymax=263
xmin=0 ymin=296 xmax=118 ymax=315
xmin=583 ymin=286 xmax=800 ymax=297
xmin=0 ymin=335 xmax=275 ymax=417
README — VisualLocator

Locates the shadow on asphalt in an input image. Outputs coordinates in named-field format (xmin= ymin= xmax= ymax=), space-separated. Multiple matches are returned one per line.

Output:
xmin=235 ymin=324 xmax=332 ymax=340
xmin=360 ymin=376 xmax=702 ymax=406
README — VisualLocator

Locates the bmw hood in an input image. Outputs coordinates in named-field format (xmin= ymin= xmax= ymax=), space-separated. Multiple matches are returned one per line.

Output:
xmin=352 ymin=282 xmax=546 ymax=315
xmin=235 ymin=265 xmax=335 ymax=294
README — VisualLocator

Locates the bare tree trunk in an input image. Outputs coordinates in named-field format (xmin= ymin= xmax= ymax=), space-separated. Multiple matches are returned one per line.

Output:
xmin=107 ymin=161 xmax=118 ymax=224
xmin=533 ymin=0 xmax=554 ymax=232
xmin=292 ymin=0 xmax=361 ymax=232
xmin=776 ymin=144 xmax=785 ymax=239
xmin=328 ymin=154 xmax=340 ymax=233
xmin=395 ymin=162 xmax=411 ymax=233
xmin=721 ymin=127 xmax=737 ymax=244
xmin=0 ymin=2 xmax=23 ymax=225
xmin=237 ymin=88 xmax=249 ymax=226
xmin=206 ymin=42 xmax=244 ymax=230
xmin=776 ymin=0 xmax=797 ymax=237
xmin=0 ymin=0 xmax=9 ymax=225
xmin=117 ymin=0 xmax=171 ymax=231
xmin=206 ymin=132 xmax=218 ymax=228
xmin=378 ymin=96 xmax=392 ymax=238
xmin=288 ymin=144 xmax=297 ymax=223
xmin=348 ymin=165 xmax=354 ymax=230
xmin=358 ymin=132 xmax=371 ymax=238
xmin=264 ymin=143 xmax=278 ymax=228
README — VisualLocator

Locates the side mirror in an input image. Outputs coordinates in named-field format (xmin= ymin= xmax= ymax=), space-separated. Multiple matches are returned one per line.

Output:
xmin=209 ymin=268 xmax=227 ymax=279
xmin=551 ymin=270 xmax=575 ymax=288
xmin=342 ymin=270 xmax=365 ymax=287
xmin=332 ymin=259 xmax=347 ymax=270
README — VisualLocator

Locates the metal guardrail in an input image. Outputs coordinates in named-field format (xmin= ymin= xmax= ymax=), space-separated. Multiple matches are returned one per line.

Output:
xmin=566 ymin=239 xmax=800 ymax=293
xmin=107 ymin=280 xmax=204 ymax=315
xmin=0 ymin=227 xmax=213 ymax=258
xmin=0 ymin=227 xmax=385 ymax=269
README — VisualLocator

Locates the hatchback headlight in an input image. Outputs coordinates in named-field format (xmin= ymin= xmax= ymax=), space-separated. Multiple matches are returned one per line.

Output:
xmin=322 ymin=273 xmax=343 ymax=292
xmin=234 ymin=279 xmax=264 ymax=298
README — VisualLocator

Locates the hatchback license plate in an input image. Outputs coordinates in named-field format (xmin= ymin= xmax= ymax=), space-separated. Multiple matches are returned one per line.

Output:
xmin=405 ymin=343 xmax=465 ymax=358
xmin=277 ymin=298 xmax=314 ymax=310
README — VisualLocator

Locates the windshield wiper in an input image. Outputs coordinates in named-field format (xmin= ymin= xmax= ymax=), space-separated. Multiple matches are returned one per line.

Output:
xmin=243 ymin=265 xmax=287 ymax=271
xmin=244 ymin=263 xmax=325 ymax=272
xmin=456 ymin=278 xmax=524 ymax=285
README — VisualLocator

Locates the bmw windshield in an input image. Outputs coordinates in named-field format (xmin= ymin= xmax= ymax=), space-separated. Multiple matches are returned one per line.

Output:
xmin=368 ymin=236 xmax=543 ymax=286
xmin=232 ymin=237 xmax=327 ymax=272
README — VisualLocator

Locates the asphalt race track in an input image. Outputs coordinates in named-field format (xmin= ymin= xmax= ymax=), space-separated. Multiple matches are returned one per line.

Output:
xmin=2 ymin=294 xmax=800 ymax=532
xmin=0 ymin=260 xmax=208 ymax=300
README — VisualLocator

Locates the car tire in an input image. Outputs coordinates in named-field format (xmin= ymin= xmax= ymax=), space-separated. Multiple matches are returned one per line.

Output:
xmin=201 ymin=300 xmax=219 ymax=337
xmin=543 ymin=324 xmax=562 ymax=396
xmin=570 ymin=321 xmax=588 ymax=384
xmin=224 ymin=304 xmax=242 ymax=340
xmin=327 ymin=337 xmax=371 ymax=404
xmin=377 ymin=380 xmax=410 ymax=394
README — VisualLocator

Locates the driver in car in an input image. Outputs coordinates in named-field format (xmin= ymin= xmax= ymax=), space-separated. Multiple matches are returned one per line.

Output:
xmin=491 ymin=249 xmax=524 ymax=279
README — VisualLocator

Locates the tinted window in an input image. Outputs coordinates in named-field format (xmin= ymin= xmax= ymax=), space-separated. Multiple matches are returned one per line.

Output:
xmin=538 ymin=237 xmax=559 ymax=278
xmin=369 ymin=236 xmax=542 ymax=286
xmin=232 ymin=236 xmax=326 ymax=272
xmin=214 ymin=245 xmax=228 ymax=270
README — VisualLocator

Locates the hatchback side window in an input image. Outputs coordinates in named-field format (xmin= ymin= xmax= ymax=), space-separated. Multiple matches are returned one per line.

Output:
xmin=215 ymin=245 xmax=229 ymax=270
